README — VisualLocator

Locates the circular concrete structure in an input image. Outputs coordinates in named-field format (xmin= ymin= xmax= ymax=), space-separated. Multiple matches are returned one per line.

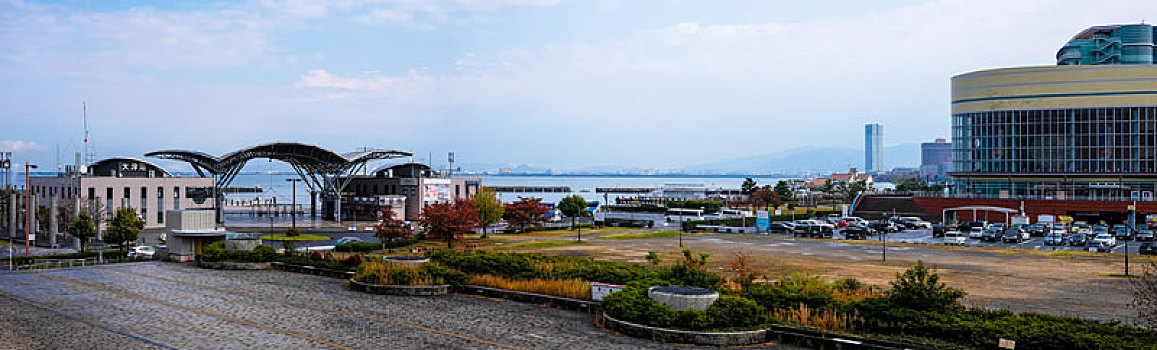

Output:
xmin=381 ymin=256 xmax=429 ymax=265
xmin=647 ymin=286 xmax=718 ymax=311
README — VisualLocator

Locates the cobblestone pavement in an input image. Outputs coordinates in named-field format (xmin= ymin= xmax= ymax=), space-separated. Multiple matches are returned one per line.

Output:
xmin=0 ymin=263 xmax=801 ymax=350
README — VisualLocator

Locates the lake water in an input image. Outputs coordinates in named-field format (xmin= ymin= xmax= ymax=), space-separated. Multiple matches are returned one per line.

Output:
xmin=14 ymin=173 xmax=791 ymax=205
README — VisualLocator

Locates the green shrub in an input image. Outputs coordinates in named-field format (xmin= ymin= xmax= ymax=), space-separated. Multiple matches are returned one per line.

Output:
xmin=742 ymin=273 xmax=839 ymax=311
xmin=887 ymin=261 xmax=965 ymax=312
xmin=421 ymin=262 xmax=468 ymax=286
xmin=673 ymin=309 xmax=714 ymax=330
xmin=200 ymin=241 xmax=277 ymax=263
xmin=833 ymin=278 xmax=863 ymax=291
xmin=706 ymin=296 xmax=768 ymax=329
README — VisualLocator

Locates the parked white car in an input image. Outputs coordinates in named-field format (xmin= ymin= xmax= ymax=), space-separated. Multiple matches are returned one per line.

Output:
xmin=1090 ymin=233 xmax=1117 ymax=247
xmin=128 ymin=245 xmax=157 ymax=259
xmin=942 ymin=230 xmax=967 ymax=246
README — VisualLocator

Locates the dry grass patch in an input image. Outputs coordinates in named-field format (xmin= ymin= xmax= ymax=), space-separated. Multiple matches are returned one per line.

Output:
xmin=467 ymin=274 xmax=591 ymax=300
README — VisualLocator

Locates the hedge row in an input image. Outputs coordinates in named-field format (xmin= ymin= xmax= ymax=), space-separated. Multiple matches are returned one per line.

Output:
xmin=202 ymin=241 xmax=277 ymax=263
xmin=333 ymin=238 xmax=421 ymax=253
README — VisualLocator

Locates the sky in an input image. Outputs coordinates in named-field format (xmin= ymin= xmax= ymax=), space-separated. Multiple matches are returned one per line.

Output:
xmin=2 ymin=0 xmax=1156 ymax=173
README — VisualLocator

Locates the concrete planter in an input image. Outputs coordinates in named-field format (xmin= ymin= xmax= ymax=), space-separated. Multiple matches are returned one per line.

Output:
xmin=197 ymin=260 xmax=271 ymax=270
xmin=348 ymin=278 xmax=449 ymax=296
xmin=647 ymin=286 xmax=718 ymax=311
xmin=381 ymin=256 xmax=430 ymax=265
xmin=601 ymin=312 xmax=768 ymax=347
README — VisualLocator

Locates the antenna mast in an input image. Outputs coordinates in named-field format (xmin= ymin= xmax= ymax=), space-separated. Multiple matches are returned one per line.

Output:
xmin=83 ymin=102 xmax=94 ymax=165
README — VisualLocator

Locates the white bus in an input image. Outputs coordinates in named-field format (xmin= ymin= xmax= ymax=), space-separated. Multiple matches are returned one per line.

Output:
xmin=666 ymin=208 xmax=705 ymax=222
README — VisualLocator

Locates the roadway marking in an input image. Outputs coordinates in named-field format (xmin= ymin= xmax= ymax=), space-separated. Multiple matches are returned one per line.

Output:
xmin=34 ymin=273 xmax=356 ymax=350
xmin=103 ymin=268 xmax=528 ymax=350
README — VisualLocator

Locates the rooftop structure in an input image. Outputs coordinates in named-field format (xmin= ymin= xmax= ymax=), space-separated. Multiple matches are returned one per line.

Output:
xmin=147 ymin=142 xmax=411 ymax=221
xmin=1057 ymin=24 xmax=1156 ymax=65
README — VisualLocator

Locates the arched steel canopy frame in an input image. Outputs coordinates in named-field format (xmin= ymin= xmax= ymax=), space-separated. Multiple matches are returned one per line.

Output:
xmin=146 ymin=143 xmax=412 ymax=221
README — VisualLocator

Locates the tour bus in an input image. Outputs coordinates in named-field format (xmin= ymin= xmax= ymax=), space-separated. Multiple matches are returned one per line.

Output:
xmin=666 ymin=208 xmax=706 ymax=222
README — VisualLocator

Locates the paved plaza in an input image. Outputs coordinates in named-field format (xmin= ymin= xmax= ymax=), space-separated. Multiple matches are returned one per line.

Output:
xmin=0 ymin=262 xmax=798 ymax=350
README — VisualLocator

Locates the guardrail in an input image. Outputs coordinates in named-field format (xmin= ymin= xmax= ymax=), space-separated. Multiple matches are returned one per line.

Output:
xmin=8 ymin=256 xmax=135 ymax=271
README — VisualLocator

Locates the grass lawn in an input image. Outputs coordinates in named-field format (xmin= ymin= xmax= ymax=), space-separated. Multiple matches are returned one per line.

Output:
xmin=600 ymin=230 xmax=702 ymax=240
xmin=486 ymin=239 xmax=587 ymax=251
xmin=489 ymin=227 xmax=632 ymax=238
xmin=259 ymin=233 xmax=330 ymax=241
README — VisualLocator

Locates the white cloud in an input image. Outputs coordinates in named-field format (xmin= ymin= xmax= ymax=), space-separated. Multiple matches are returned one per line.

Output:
xmin=295 ymin=69 xmax=433 ymax=100
xmin=0 ymin=140 xmax=45 ymax=153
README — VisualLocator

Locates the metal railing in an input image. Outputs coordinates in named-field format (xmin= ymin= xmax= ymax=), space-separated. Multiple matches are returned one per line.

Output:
xmin=8 ymin=256 xmax=135 ymax=271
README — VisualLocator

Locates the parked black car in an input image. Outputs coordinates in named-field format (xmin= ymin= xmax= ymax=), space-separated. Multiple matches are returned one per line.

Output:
xmin=1026 ymin=224 xmax=1048 ymax=236
xmin=1069 ymin=233 xmax=1088 ymax=246
xmin=1140 ymin=242 xmax=1157 ymax=255
xmin=932 ymin=224 xmax=946 ymax=237
xmin=842 ymin=226 xmax=870 ymax=240
xmin=768 ymin=223 xmax=795 ymax=234
xmin=1001 ymin=230 xmax=1025 ymax=243
xmin=981 ymin=229 xmax=1001 ymax=242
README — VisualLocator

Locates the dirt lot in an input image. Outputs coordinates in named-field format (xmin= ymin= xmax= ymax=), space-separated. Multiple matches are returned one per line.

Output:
xmin=502 ymin=231 xmax=1151 ymax=324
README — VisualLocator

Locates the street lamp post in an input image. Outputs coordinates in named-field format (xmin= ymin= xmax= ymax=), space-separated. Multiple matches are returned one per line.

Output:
xmin=286 ymin=179 xmax=302 ymax=230
xmin=25 ymin=163 xmax=37 ymax=256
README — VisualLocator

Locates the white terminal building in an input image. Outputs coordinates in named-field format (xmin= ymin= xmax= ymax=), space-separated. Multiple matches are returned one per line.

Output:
xmin=28 ymin=157 xmax=215 ymax=231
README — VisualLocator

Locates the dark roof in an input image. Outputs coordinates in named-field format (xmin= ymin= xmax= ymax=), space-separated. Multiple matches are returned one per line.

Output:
xmin=88 ymin=157 xmax=170 ymax=177
xmin=147 ymin=143 xmax=412 ymax=175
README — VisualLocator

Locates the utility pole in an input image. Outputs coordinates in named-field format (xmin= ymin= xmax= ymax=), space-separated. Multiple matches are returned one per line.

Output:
xmin=286 ymin=179 xmax=302 ymax=230
xmin=1128 ymin=202 xmax=1135 ymax=276
xmin=25 ymin=163 xmax=38 ymax=256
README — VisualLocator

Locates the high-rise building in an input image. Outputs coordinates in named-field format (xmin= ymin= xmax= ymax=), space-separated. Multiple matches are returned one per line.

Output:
xmin=1057 ymin=24 xmax=1156 ymax=65
xmin=920 ymin=138 xmax=952 ymax=177
xmin=864 ymin=123 xmax=882 ymax=173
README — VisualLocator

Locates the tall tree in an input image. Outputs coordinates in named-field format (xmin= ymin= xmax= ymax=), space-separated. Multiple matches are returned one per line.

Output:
xmin=374 ymin=207 xmax=412 ymax=249
xmin=106 ymin=207 xmax=144 ymax=253
xmin=420 ymin=199 xmax=479 ymax=248
xmin=750 ymin=186 xmax=777 ymax=211
xmin=740 ymin=178 xmax=758 ymax=196
xmin=844 ymin=181 xmax=868 ymax=200
xmin=774 ymin=180 xmax=793 ymax=203
xmin=557 ymin=195 xmax=587 ymax=228
xmin=473 ymin=188 xmax=504 ymax=239
xmin=557 ymin=195 xmax=588 ymax=241
xmin=504 ymin=197 xmax=550 ymax=233
xmin=67 ymin=210 xmax=97 ymax=253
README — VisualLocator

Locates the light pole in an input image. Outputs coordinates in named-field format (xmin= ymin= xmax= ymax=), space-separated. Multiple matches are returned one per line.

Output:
xmin=286 ymin=179 xmax=302 ymax=230
xmin=1127 ymin=201 xmax=1135 ymax=276
xmin=25 ymin=163 xmax=37 ymax=256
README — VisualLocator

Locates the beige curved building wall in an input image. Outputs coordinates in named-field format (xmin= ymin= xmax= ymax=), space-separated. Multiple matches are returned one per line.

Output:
xmin=952 ymin=65 xmax=1157 ymax=114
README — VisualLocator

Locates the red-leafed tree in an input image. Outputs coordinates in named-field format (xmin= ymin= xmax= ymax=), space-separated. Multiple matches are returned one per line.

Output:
xmin=504 ymin=197 xmax=550 ymax=233
xmin=750 ymin=186 xmax=780 ymax=211
xmin=374 ymin=208 xmax=412 ymax=249
xmin=420 ymin=199 xmax=480 ymax=248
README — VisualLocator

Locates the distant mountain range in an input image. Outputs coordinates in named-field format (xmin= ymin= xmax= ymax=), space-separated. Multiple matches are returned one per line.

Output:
xmin=690 ymin=143 xmax=921 ymax=175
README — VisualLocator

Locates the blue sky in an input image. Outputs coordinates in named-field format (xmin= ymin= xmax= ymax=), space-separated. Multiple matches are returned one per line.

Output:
xmin=2 ymin=0 xmax=1155 ymax=173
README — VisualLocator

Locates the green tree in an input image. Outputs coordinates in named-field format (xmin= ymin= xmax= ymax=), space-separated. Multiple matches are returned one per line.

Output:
xmin=888 ymin=260 xmax=965 ymax=311
xmin=106 ymin=207 xmax=145 ymax=252
xmin=843 ymin=181 xmax=867 ymax=199
xmin=774 ymin=180 xmax=793 ymax=203
xmin=558 ymin=195 xmax=588 ymax=241
xmin=473 ymin=188 xmax=504 ymax=238
xmin=740 ymin=178 xmax=758 ymax=195
xmin=66 ymin=210 xmax=97 ymax=253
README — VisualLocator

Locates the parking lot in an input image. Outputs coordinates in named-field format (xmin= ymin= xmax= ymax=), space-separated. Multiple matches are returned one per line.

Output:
xmin=810 ymin=228 xmax=1153 ymax=255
